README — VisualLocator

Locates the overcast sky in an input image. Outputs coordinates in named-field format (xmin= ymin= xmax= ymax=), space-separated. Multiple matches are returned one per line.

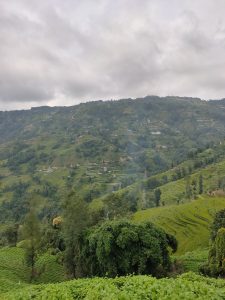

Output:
xmin=1 ymin=0 xmax=225 ymax=110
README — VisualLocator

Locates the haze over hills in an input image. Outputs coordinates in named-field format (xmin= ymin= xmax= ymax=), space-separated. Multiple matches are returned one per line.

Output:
xmin=1 ymin=96 xmax=225 ymax=298
xmin=1 ymin=96 xmax=225 ymax=222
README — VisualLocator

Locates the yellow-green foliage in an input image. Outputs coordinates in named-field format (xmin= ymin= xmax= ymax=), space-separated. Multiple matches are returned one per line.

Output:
xmin=215 ymin=228 xmax=225 ymax=269
xmin=175 ymin=249 xmax=208 ymax=273
xmin=133 ymin=196 xmax=225 ymax=254
xmin=1 ymin=272 xmax=225 ymax=300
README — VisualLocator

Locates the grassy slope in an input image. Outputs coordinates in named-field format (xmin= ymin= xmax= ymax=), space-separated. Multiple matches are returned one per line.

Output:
xmin=0 ymin=247 xmax=65 ymax=294
xmin=93 ymin=144 xmax=225 ymax=212
xmin=0 ymin=246 xmax=217 ymax=299
xmin=1 ymin=98 xmax=225 ymax=222
xmin=133 ymin=195 xmax=225 ymax=254
xmin=0 ymin=247 xmax=29 ymax=293
xmin=160 ymin=158 xmax=225 ymax=205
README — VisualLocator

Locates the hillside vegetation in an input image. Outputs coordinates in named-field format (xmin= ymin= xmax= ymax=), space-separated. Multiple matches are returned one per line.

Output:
xmin=1 ymin=98 xmax=225 ymax=298
xmin=0 ymin=247 xmax=29 ymax=293
xmin=0 ymin=247 xmax=65 ymax=294
xmin=1 ymin=96 xmax=225 ymax=222
xmin=0 ymin=245 xmax=213 ymax=298
xmin=1 ymin=272 xmax=225 ymax=300
xmin=134 ymin=196 xmax=225 ymax=254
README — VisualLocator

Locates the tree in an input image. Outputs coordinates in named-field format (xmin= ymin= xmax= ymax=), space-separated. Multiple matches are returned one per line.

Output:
xmin=39 ymin=219 xmax=65 ymax=253
xmin=103 ymin=193 xmax=131 ymax=219
xmin=1 ymin=223 xmax=19 ymax=246
xmin=211 ymin=209 xmax=225 ymax=241
xmin=199 ymin=174 xmax=203 ymax=194
xmin=191 ymin=179 xmax=197 ymax=199
xmin=215 ymin=228 xmax=225 ymax=272
xmin=63 ymin=191 xmax=89 ymax=278
xmin=146 ymin=178 xmax=160 ymax=189
xmin=80 ymin=220 xmax=177 ymax=277
xmin=201 ymin=209 xmax=225 ymax=277
xmin=185 ymin=177 xmax=192 ymax=199
xmin=154 ymin=188 xmax=161 ymax=207
xmin=21 ymin=205 xmax=41 ymax=281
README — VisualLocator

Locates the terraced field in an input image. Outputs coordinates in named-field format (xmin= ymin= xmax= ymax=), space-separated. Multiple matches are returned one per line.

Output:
xmin=0 ymin=247 xmax=29 ymax=293
xmin=159 ymin=158 xmax=225 ymax=205
xmin=133 ymin=196 xmax=225 ymax=254
xmin=0 ymin=247 xmax=65 ymax=294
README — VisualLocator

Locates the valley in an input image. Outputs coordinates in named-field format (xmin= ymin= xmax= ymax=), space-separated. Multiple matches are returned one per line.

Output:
xmin=1 ymin=97 xmax=225 ymax=299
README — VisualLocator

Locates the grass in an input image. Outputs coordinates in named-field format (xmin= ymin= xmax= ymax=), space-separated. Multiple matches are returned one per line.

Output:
xmin=133 ymin=195 xmax=225 ymax=254
xmin=35 ymin=252 xmax=65 ymax=284
xmin=0 ymin=247 xmax=65 ymax=294
xmin=0 ymin=247 xmax=29 ymax=293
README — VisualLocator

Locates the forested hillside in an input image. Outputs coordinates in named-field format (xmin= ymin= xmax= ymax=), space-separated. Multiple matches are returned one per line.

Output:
xmin=1 ymin=96 xmax=225 ymax=223
xmin=1 ymin=97 xmax=225 ymax=299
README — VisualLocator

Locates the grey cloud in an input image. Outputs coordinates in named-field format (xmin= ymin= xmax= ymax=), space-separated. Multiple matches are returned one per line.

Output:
xmin=0 ymin=0 xmax=225 ymax=110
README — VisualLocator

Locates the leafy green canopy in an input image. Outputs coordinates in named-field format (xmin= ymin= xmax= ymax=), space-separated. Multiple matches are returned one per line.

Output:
xmin=80 ymin=220 xmax=177 ymax=277
xmin=201 ymin=209 xmax=225 ymax=277
xmin=21 ymin=206 xmax=41 ymax=281
xmin=3 ymin=272 xmax=225 ymax=300
xmin=211 ymin=209 xmax=225 ymax=241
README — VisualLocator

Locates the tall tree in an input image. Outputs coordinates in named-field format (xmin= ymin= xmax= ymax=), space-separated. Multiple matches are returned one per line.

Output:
xmin=201 ymin=209 xmax=225 ymax=276
xmin=215 ymin=228 xmax=225 ymax=270
xmin=199 ymin=174 xmax=203 ymax=194
xmin=21 ymin=204 xmax=41 ymax=281
xmin=185 ymin=177 xmax=192 ymax=199
xmin=211 ymin=209 xmax=225 ymax=241
xmin=191 ymin=179 xmax=197 ymax=199
xmin=63 ymin=191 xmax=89 ymax=278
xmin=154 ymin=188 xmax=161 ymax=207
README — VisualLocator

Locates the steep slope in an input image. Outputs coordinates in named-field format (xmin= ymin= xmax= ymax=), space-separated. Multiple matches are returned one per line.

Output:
xmin=0 ymin=247 xmax=65 ymax=294
xmin=133 ymin=196 xmax=225 ymax=254
xmin=1 ymin=96 xmax=225 ymax=222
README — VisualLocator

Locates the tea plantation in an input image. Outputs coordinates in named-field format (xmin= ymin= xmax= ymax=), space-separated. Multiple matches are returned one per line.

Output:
xmin=1 ymin=272 xmax=225 ymax=300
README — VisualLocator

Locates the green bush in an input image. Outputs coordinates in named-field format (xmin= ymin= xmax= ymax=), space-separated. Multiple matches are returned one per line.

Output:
xmin=79 ymin=220 xmax=177 ymax=277
xmin=2 ymin=272 xmax=225 ymax=300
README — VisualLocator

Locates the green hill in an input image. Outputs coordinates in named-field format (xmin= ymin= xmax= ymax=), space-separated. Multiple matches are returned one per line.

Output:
xmin=92 ymin=142 xmax=225 ymax=221
xmin=1 ymin=96 xmax=225 ymax=222
xmin=133 ymin=195 xmax=225 ymax=254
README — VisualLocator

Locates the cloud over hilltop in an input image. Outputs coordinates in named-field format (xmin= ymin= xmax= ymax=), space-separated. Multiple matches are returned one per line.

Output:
xmin=1 ymin=0 xmax=225 ymax=109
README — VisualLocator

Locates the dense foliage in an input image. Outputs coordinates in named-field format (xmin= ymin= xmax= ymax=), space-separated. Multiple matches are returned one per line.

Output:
xmin=2 ymin=272 xmax=225 ymax=300
xmin=78 ymin=220 xmax=177 ymax=277
xmin=1 ymin=97 xmax=225 ymax=223
xmin=63 ymin=192 xmax=89 ymax=278
xmin=211 ymin=209 xmax=225 ymax=240
xmin=21 ymin=205 xmax=41 ymax=280
xmin=1 ymin=98 xmax=225 ymax=298
xmin=200 ymin=208 xmax=225 ymax=277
